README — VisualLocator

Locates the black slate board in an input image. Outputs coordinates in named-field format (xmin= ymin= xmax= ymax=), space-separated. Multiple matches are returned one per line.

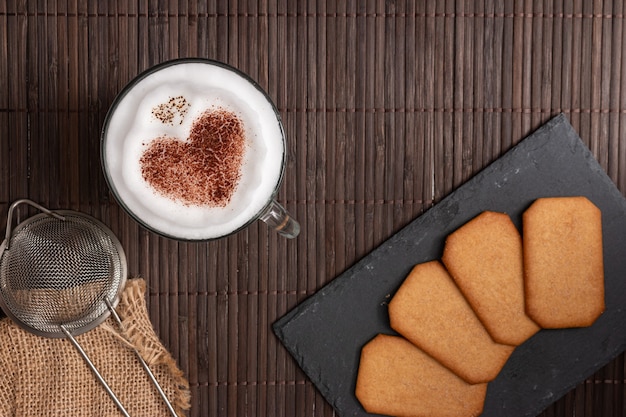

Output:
xmin=273 ymin=114 xmax=626 ymax=417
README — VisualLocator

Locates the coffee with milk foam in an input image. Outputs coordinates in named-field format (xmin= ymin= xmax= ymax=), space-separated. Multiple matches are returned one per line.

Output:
xmin=102 ymin=61 xmax=285 ymax=240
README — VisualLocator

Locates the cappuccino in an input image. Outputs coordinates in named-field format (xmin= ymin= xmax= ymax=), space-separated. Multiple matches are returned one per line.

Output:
xmin=101 ymin=60 xmax=286 ymax=240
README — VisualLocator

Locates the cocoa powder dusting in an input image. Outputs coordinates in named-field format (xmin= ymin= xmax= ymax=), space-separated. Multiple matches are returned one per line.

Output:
xmin=140 ymin=108 xmax=246 ymax=207
xmin=151 ymin=96 xmax=190 ymax=125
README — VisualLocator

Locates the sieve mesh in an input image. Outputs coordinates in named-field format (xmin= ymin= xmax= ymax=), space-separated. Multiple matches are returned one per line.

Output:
xmin=0 ymin=212 xmax=126 ymax=337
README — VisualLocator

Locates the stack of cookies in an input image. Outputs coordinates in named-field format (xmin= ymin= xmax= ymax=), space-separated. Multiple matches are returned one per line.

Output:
xmin=355 ymin=196 xmax=605 ymax=417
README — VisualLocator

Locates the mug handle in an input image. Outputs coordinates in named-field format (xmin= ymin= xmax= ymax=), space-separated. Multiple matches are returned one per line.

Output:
xmin=259 ymin=199 xmax=300 ymax=239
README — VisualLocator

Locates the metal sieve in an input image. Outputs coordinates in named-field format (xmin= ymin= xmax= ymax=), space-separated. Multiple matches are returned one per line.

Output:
xmin=0 ymin=199 xmax=177 ymax=417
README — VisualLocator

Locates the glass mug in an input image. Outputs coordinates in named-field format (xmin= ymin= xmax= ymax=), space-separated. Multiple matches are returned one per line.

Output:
xmin=101 ymin=58 xmax=300 ymax=240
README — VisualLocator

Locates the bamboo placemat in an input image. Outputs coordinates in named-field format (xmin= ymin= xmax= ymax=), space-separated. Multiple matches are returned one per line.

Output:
xmin=1 ymin=1 xmax=625 ymax=416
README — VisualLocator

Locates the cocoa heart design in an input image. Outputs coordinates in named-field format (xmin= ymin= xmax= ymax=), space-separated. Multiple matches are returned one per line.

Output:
xmin=140 ymin=108 xmax=246 ymax=207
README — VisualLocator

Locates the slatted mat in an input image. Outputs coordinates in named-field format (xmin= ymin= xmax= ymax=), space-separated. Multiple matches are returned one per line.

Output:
xmin=1 ymin=1 xmax=625 ymax=416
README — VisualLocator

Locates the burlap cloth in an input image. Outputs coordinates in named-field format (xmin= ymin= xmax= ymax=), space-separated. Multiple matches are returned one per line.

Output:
xmin=0 ymin=278 xmax=191 ymax=416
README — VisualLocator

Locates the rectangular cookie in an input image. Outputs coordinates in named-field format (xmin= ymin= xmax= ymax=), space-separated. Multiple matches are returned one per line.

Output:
xmin=442 ymin=211 xmax=540 ymax=346
xmin=522 ymin=196 xmax=605 ymax=328
xmin=388 ymin=260 xmax=514 ymax=384
xmin=355 ymin=334 xmax=487 ymax=417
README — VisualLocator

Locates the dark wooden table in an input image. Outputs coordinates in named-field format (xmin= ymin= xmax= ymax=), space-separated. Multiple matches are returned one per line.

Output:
xmin=2 ymin=1 xmax=625 ymax=416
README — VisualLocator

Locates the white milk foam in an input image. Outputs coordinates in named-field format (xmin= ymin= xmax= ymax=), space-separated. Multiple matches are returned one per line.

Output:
xmin=103 ymin=61 xmax=285 ymax=240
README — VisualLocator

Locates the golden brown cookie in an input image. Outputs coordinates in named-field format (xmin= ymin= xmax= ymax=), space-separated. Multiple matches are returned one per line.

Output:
xmin=355 ymin=334 xmax=487 ymax=417
xmin=388 ymin=260 xmax=515 ymax=384
xmin=523 ymin=196 xmax=605 ymax=328
xmin=442 ymin=211 xmax=540 ymax=346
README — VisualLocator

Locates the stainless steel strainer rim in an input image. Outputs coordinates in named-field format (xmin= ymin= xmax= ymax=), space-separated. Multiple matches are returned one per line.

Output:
xmin=0 ymin=201 xmax=127 ymax=338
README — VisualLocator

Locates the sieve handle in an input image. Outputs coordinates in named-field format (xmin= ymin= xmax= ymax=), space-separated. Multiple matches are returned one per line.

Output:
xmin=4 ymin=199 xmax=65 ymax=249
xmin=106 ymin=299 xmax=179 ymax=417
xmin=61 ymin=325 xmax=132 ymax=417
